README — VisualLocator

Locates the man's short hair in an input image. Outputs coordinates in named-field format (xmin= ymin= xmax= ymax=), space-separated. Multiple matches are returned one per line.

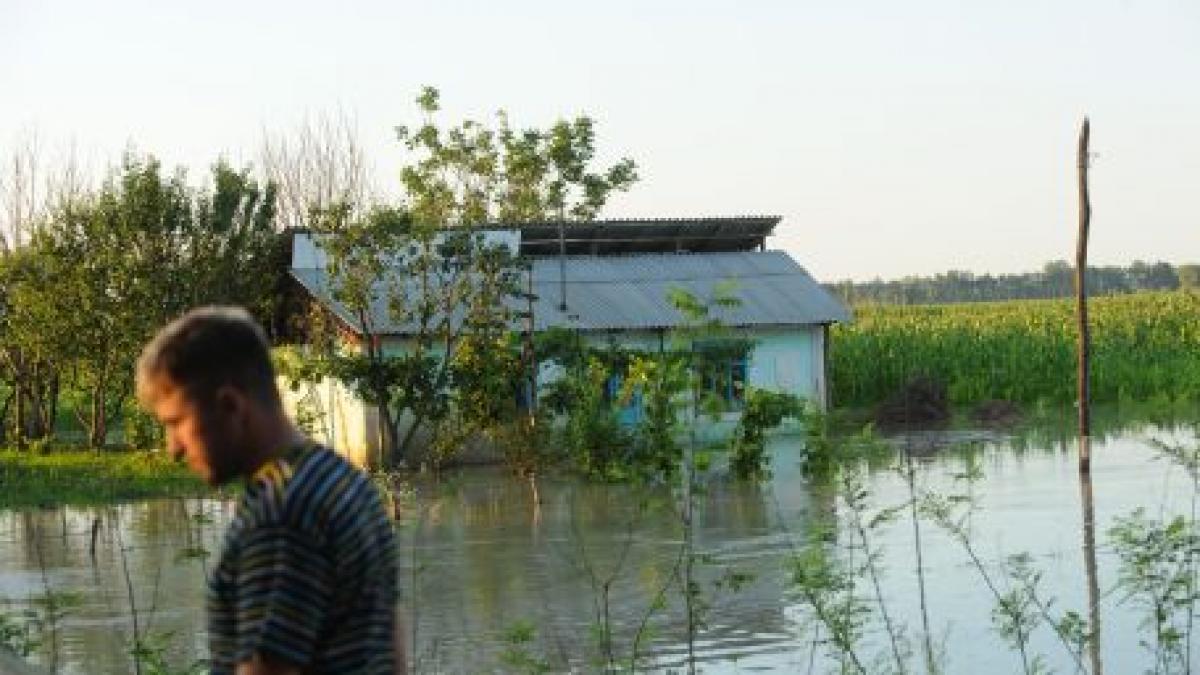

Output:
xmin=137 ymin=306 xmax=280 ymax=408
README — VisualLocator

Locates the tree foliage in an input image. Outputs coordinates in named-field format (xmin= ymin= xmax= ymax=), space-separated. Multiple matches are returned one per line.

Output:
xmin=396 ymin=86 xmax=637 ymax=225
xmin=0 ymin=155 xmax=281 ymax=447
xmin=728 ymin=389 xmax=803 ymax=479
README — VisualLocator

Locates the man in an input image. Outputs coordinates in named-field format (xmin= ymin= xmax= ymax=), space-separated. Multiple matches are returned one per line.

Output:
xmin=137 ymin=306 xmax=404 ymax=674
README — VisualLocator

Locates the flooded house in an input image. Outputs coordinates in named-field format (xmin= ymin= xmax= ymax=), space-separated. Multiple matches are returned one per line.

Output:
xmin=283 ymin=217 xmax=850 ymax=467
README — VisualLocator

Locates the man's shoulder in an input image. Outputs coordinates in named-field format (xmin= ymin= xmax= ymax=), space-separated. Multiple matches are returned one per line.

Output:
xmin=241 ymin=444 xmax=380 ymax=529
xmin=289 ymin=445 xmax=378 ymax=507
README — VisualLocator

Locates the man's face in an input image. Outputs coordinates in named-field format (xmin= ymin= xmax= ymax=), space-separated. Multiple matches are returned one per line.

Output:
xmin=150 ymin=376 xmax=242 ymax=486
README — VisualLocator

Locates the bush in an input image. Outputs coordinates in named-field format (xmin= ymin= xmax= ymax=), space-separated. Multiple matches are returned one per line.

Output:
xmin=123 ymin=407 xmax=164 ymax=450
xmin=728 ymin=390 xmax=803 ymax=479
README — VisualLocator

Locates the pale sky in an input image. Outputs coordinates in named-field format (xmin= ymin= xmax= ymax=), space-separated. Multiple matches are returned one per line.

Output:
xmin=3 ymin=0 xmax=1198 ymax=281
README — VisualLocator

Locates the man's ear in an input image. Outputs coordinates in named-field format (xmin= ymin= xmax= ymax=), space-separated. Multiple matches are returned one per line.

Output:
xmin=214 ymin=384 xmax=248 ymax=418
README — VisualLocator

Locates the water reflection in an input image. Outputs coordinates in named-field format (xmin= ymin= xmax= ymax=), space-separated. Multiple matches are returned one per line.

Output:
xmin=0 ymin=499 xmax=230 ymax=674
xmin=1079 ymin=438 xmax=1104 ymax=675
xmin=390 ymin=468 xmax=819 ymax=672
xmin=0 ymin=412 xmax=1196 ymax=673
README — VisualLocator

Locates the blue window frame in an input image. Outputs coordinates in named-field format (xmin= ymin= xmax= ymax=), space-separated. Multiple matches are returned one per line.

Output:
xmin=604 ymin=372 xmax=644 ymax=425
xmin=695 ymin=341 xmax=750 ymax=409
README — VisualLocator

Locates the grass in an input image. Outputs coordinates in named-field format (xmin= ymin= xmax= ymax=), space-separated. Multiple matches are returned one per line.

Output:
xmin=0 ymin=449 xmax=210 ymax=509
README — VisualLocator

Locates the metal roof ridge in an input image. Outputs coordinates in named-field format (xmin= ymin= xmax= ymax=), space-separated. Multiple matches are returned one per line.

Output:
xmin=286 ymin=215 xmax=782 ymax=231
xmin=499 ymin=215 xmax=782 ymax=226
xmin=513 ymin=214 xmax=781 ymax=221
xmin=526 ymin=250 xmax=788 ymax=260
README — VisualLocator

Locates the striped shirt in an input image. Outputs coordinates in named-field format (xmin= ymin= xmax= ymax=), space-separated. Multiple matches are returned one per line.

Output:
xmin=208 ymin=444 xmax=398 ymax=674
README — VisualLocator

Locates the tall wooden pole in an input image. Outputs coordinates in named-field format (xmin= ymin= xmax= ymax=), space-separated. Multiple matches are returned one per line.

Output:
xmin=1075 ymin=117 xmax=1092 ymax=472
xmin=1076 ymin=116 xmax=1103 ymax=674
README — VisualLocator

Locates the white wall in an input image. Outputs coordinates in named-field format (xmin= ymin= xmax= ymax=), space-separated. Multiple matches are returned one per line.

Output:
xmin=576 ymin=325 xmax=826 ymax=404
xmin=277 ymin=375 xmax=377 ymax=467
xmin=745 ymin=325 xmax=826 ymax=407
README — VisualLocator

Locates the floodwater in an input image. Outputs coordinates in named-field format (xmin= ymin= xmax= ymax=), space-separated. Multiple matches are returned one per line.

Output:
xmin=1 ymin=412 xmax=1198 ymax=674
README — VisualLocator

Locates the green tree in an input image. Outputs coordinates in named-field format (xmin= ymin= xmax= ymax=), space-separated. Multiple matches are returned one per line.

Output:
xmin=311 ymin=204 xmax=425 ymax=462
xmin=189 ymin=161 xmax=283 ymax=329
xmin=311 ymin=203 xmax=529 ymax=467
xmin=0 ymin=246 xmax=61 ymax=444
xmin=48 ymin=158 xmax=194 ymax=446
xmin=396 ymin=86 xmax=637 ymax=226
xmin=315 ymin=86 xmax=638 ymax=466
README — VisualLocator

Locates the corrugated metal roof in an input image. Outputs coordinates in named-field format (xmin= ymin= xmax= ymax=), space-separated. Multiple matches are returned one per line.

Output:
xmin=291 ymin=251 xmax=850 ymax=335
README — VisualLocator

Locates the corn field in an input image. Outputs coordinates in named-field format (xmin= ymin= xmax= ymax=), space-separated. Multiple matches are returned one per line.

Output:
xmin=830 ymin=291 xmax=1200 ymax=407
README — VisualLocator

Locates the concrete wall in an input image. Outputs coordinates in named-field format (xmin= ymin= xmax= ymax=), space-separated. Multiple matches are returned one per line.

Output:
xmin=745 ymin=325 xmax=826 ymax=407
xmin=277 ymin=375 xmax=378 ymax=468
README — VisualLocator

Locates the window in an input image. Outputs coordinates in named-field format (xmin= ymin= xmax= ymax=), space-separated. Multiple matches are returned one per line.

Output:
xmin=604 ymin=371 xmax=644 ymax=425
xmin=694 ymin=340 xmax=751 ymax=408
xmin=604 ymin=372 xmax=622 ymax=403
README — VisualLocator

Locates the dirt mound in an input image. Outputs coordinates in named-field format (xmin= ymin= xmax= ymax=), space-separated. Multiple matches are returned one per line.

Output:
xmin=873 ymin=376 xmax=951 ymax=427
xmin=970 ymin=399 xmax=1023 ymax=426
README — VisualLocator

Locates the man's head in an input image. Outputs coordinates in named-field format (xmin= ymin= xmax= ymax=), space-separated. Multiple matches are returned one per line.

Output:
xmin=137 ymin=306 xmax=283 ymax=485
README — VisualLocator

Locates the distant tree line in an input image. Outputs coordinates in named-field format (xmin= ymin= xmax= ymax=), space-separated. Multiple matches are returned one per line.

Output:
xmin=826 ymin=260 xmax=1200 ymax=306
